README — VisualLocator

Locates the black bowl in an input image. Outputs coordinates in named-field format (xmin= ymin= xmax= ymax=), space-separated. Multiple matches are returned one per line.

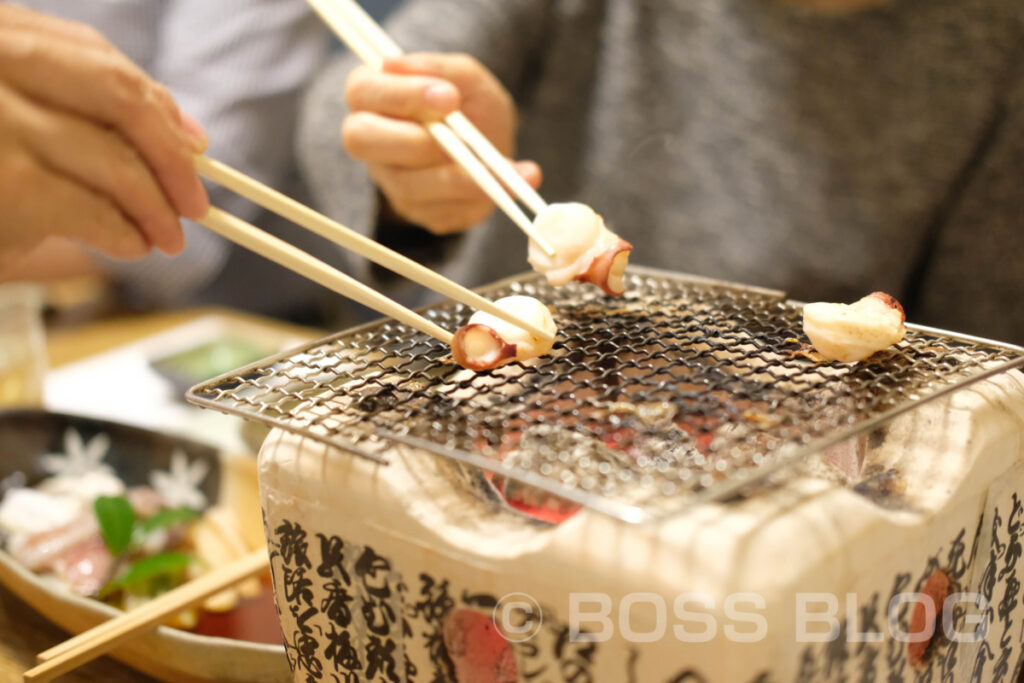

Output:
xmin=0 ymin=409 xmax=220 ymax=498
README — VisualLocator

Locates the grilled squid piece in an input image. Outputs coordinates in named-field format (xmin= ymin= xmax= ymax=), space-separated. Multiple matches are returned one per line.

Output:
xmin=803 ymin=292 xmax=907 ymax=362
xmin=527 ymin=203 xmax=633 ymax=297
xmin=452 ymin=295 xmax=557 ymax=371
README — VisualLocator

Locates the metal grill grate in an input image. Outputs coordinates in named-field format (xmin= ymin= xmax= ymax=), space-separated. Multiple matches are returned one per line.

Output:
xmin=187 ymin=269 xmax=1024 ymax=522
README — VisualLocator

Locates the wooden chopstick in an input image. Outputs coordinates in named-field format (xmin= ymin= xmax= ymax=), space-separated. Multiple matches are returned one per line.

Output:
xmin=197 ymin=207 xmax=454 ymax=344
xmin=331 ymin=0 xmax=549 ymax=216
xmin=26 ymin=550 xmax=270 ymax=682
xmin=444 ymin=112 xmax=547 ymax=215
xmin=195 ymin=156 xmax=554 ymax=342
xmin=306 ymin=0 xmax=556 ymax=256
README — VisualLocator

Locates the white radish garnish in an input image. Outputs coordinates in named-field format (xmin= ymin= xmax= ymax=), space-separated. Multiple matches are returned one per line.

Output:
xmin=452 ymin=295 xmax=557 ymax=371
xmin=802 ymin=292 xmax=907 ymax=362
xmin=527 ymin=203 xmax=633 ymax=297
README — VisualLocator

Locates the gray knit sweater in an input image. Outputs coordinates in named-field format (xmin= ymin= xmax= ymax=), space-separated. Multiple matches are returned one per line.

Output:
xmin=299 ymin=0 xmax=1024 ymax=343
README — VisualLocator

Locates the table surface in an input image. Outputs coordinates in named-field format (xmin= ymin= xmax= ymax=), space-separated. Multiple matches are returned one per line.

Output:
xmin=0 ymin=307 xmax=320 ymax=682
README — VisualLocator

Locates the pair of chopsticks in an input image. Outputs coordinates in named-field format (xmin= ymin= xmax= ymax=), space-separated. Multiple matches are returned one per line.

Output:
xmin=24 ymin=550 xmax=269 ymax=682
xmin=193 ymin=0 xmax=561 ymax=348
xmin=306 ymin=0 xmax=555 ymax=256
xmin=192 ymin=156 xmax=553 ymax=345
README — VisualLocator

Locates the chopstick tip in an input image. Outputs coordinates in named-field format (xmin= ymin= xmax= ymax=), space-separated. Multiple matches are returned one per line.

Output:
xmin=535 ymin=236 xmax=556 ymax=257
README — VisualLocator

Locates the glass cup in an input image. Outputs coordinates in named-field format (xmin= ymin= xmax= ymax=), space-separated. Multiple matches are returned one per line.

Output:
xmin=0 ymin=283 xmax=47 ymax=408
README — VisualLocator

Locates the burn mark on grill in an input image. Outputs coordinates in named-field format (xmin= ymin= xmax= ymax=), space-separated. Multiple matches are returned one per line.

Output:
xmin=419 ymin=394 xmax=456 ymax=420
xmin=867 ymin=426 xmax=887 ymax=449
xmin=355 ymin=386 xmax=400 ymax=413
xmin=853 ymin=466 xmax=909 ymax=509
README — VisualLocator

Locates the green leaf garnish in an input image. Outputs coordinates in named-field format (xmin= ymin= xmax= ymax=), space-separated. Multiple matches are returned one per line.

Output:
xmin=94 ymin=496 xmax=135 ymax=556
xmin=137 ymin=507 xmax=200 ymax=535
xmin=99 ymin=551 xmax=195 ymax=598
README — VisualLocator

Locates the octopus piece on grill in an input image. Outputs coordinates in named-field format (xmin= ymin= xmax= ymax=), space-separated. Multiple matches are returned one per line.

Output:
xmin=451 ymin=295 xmax=558 ymax=371
xmin=527 ymin=202 xmax=633 ymax=297
xmin=802 ymin=291 xmax=907 ymax=362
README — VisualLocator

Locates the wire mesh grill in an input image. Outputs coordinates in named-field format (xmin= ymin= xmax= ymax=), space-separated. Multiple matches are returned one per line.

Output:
xmin=187 ymin=269 xmax=1024 ymax=522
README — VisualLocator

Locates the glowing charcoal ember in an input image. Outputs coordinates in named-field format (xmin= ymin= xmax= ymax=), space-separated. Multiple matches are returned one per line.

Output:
xmin=527 ymin=203 xmax=633 ymax=297
xmin=486 ymin=473 xmax=581 ymax=524
xmin=451 ymin=296 xmax=557 ymax=371
xmin=802 ymin=291 xmax=907 ymax=362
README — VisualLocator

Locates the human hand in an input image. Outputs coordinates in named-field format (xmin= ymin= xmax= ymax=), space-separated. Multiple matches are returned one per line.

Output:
xmin=343 ymin=52 xmax=542 ymax=235
xmin=0 ymin=4 xmax=209 ymax=264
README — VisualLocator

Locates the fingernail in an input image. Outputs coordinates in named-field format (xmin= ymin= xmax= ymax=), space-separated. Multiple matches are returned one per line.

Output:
xmin=515 ymin=160 xmax=542 ymax=186
xmin=424 ymin=83 xmax=458 ymax=111
xmin=383 ymin=55 xmax=417 ymax=74
xmin=181 ymin=112 xmax=209 ymax=153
